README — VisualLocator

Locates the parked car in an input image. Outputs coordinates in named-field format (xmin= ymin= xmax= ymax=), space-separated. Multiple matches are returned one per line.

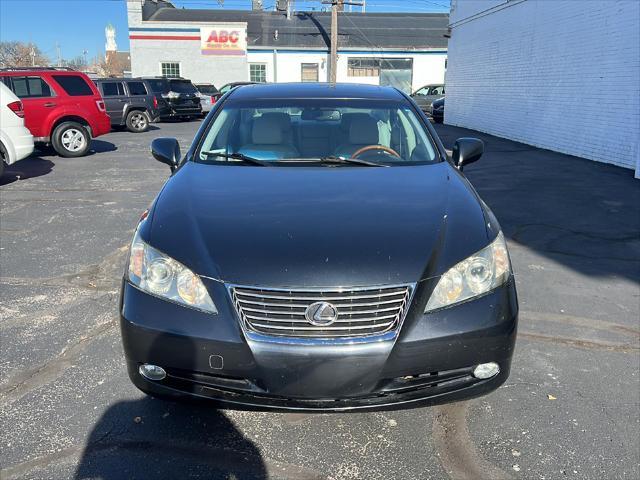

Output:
xmin=431 ymin=96 xmax=444 ymax=123
xmin=212 ymin=81 xmax=257 ymax=101
xmin=0 ymin=68 xmax=110 ymax=157
xmin=94 ymin=78 xmax=162 ymax=133
xmin=411 ymin=84 xmax=445 ymax=112
xmin=141 ymin=77 xmax=202 ymax=120
xmin=120 ymin=83 xmax=518 ymax=412
xmin=194 ymin=84 xmax=219 ymax=114
xmin=0 ymin=82 xmax=34 ymax=177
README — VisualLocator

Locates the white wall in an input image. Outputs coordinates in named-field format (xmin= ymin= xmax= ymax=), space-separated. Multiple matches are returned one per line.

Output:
xmin=337 ymin=52 xmax=447 ymax=92
xmin=130 ymin=34 xmax=248 ymax=86
xmin=446 ymin=0 xmax=640 ymax=177
xmin=239 ymin=50 xmax=447 ymax=91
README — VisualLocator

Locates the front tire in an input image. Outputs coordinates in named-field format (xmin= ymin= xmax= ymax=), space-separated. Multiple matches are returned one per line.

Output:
xmin=52 ymin=122 xmax=90 ymax=157
xmin=126 ymin=111 xmax=149 ymax=133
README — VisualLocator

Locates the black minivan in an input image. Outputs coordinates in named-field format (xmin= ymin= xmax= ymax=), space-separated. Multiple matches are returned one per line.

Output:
xmin=142 ymin=77 xmax=202 ymax=120
xmin=120 ymin=83 xmax=518 ymax=412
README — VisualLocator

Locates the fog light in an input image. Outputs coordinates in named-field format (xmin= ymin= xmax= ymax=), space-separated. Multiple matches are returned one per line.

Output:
xmin=139 ymin=364 xmax=166 ymax=381
xmin=473 ymin=362 xmax=500 ymax=379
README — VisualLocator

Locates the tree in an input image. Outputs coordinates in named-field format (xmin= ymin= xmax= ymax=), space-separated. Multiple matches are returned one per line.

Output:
xmin=65 ymin=55 xmax=87 ymax=71
xmin=0 ymin=41 xmax=49 ymax=67
xmin=94 ymin=52 xmax=130 ymax=77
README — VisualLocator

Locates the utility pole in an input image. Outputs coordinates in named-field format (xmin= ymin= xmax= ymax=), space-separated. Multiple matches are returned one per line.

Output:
xmin=56 ymin=42 xmax=62 ymax=67
xmin=324 ymin=0 xmax=362 ymax=84
xmin=329 ymin=0 xmax=340 ymax=83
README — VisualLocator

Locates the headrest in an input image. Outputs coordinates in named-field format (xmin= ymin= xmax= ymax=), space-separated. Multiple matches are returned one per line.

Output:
xmin=261 ymin=112 xmax=292 ymax=131
xmin=349 ymin=114 xmax=379 ymax=145
xmin=252 ymin=116 xmax=282 ymax=144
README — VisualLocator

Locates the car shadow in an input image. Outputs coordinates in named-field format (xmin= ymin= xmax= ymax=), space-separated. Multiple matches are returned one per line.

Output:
xmin=0 ymin=157 xmax=54 ymax=186
xmin=74 ymin=334 xmax=268 ymax=480
xmin=434 ymin=124 xmax=640 ymax=283
xmin=90 ymin=140 xmax=118 ymax=154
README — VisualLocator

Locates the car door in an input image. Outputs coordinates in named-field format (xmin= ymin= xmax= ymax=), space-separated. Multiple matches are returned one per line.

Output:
xmin=125 ymin=81 xmax=153 ymax=115
xmin=4 ymin=75 xmax=57 ymax=138
xmin=98 ymin=81 xmax=127 ymax=125
xmin=429 ymin=85 xmax=445 ymax=104
xmin=411 ymin=86 xmax=433 ymax=111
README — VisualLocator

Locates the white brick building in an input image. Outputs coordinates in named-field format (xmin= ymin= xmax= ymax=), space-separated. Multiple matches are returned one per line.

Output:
xmin=126 ymin=0 xmax=449 ymax=94
xmin=445 ymin=0 xmax=640 ymax=177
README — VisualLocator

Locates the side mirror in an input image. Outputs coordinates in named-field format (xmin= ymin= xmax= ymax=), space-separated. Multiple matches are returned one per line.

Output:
xmin=151 ymin=137 xmax=181 ymax=171
xmin=452 ymin=138 xmax=484 ymax=170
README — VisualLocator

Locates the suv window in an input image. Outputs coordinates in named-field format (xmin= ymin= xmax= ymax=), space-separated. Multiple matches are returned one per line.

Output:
xmin=127 ymin=81 xmax=147 ymax=96
xmin=145 ymin=79 xmax=169 ymax=94
xmin=8 ymin=76 xmax=53 ymax=98
xmin=52 ymin=75 xmax=93 ymax=96
xmin=102 ymin=82 xmax=125 ymax=96
xmin=168 ymin=79 xmax=197 ymax=94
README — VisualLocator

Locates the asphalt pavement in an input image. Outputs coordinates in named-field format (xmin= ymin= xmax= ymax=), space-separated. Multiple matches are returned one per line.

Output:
xmin=1 ymin=119 xmax=638 ymax=480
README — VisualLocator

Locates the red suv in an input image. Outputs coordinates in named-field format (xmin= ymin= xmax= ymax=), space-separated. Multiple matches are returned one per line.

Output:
xmin=0 ymin=68 xmax=111 ymax=157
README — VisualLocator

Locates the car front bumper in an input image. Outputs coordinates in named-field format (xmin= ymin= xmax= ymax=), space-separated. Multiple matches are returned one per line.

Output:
xmin=120 ymin=279 xmax=518 ymax=412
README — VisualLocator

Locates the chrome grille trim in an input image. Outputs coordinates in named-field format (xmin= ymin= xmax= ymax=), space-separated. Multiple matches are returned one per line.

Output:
xmin=230 ymin=284 xmax=414 ymax=343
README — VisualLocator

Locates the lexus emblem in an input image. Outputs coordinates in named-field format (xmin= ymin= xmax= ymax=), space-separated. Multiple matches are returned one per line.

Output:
xmin=305 ymin=301 xmax=338 ymax=326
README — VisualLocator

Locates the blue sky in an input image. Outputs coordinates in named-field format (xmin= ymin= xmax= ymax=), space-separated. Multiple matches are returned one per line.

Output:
xmin=0 ymin=0 xmax=450 ymax=62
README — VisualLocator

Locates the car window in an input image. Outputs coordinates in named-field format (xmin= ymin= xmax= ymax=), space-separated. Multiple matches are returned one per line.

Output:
xmin=168 ymin=80 xmax=197 ymax=94
xmin=102 ymin=82 xmax=125 ymax=96
xmin=145 ymin=79 xmax=169 ymax=94
xmin=52 ymin=75 xmax=93 ymax=96
xmin=432 ymin=86 xmax=444 ymax=95
xmin=7 ymin=76 xmax=53 ymax=98
xmin=219 ymin=84 xmax=231 ymax=94
xmin=127 ymin=81 xmax=147 ymax=96
xmin=196 ymin=84 xmax=218 ymax=95
xmin=415 ymin=87 xmax=429 ymax=96
xmin=197 ymin=99 xmax=438 ymax=166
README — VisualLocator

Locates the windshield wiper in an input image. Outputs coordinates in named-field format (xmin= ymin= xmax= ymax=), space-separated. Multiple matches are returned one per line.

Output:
xmin=282 ymin=156 xmax=387 ymax=167
xmin=201 ymin=151 xmax=270 ymax=166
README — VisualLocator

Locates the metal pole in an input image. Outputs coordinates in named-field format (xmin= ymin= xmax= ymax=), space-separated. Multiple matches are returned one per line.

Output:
xmin=330 ymin=0 xmax=340 ymax=84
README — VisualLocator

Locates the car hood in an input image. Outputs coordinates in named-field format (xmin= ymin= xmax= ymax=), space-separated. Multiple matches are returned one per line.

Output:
xmin=146 ymin=161 xmax=490 ymax=288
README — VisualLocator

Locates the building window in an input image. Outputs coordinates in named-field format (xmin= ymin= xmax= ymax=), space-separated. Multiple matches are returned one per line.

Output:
xmin=301 ymin=63 xmax=319 ymax=82
xmin=249 ymin=63 xmax=267 ymax=83
xmin=161 ymin=62 xmax=180 ymax=77
xmin=347 ymin=58 xmax=380 ymax=77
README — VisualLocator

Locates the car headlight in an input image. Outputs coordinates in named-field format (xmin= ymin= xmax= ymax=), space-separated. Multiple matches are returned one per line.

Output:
xmin=127 ymin=226 xmax=217 ymax=314
xmin=425 ymin=232 xmax=511 ymax=312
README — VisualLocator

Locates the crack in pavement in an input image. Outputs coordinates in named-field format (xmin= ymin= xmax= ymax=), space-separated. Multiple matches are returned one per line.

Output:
xmin=433 ymin=401 xmax=511 ymax=480
xmin=518 ymin=331 xmax=639 ymax=353
xmin=0 ymin=243 xmax=129 ymax=293
xmin=0 ymin=317 xmax=118 ymax=406
xmin=0 ymin=438 xmax=327 ymax=480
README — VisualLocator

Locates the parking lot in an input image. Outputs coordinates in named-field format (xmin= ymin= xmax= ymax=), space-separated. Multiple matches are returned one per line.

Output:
xmin=1 ymin=119 xmax=638 ymax=479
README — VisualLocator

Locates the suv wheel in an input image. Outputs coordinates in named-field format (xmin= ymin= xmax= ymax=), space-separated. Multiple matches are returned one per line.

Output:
xmin=52 ymin=122 xmax=90 ymax=157
xmin=126 ymin=111 xmax=149 ymax=133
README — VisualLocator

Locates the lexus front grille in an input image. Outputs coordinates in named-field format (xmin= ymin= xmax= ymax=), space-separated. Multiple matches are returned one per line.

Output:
xmin=231 ymin=285 xmax=413 ymax=340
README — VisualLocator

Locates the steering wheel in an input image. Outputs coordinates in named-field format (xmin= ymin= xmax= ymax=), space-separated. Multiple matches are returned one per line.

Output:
xmin=351 ymin=144 xmax=400 ymax=159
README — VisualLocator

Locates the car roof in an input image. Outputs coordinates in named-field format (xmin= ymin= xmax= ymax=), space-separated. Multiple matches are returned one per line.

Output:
xmin=228 ymin=82 xmax=406 ymax=101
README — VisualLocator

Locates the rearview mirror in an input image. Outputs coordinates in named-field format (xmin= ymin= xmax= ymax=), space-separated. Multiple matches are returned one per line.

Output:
xmin=151 ymin=137 xmax=181 ymax=171
xmin=452 ymin=138 xmax=484 ymax=170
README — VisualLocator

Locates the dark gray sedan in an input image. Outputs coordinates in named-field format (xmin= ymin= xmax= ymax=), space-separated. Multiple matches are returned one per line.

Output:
xmin=119 ymin=83 xmax=518 ymax=412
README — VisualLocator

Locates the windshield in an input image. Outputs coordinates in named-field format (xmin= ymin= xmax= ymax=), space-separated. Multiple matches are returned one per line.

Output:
xmin=196 ymin=99 xmax=438 ymax=166
xmin=169 ymin=80 xmax=198 ymax=94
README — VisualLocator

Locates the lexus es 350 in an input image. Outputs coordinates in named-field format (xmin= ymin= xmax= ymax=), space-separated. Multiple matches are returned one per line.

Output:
xmin=119 ymin=83 xmax=518 ymax=412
